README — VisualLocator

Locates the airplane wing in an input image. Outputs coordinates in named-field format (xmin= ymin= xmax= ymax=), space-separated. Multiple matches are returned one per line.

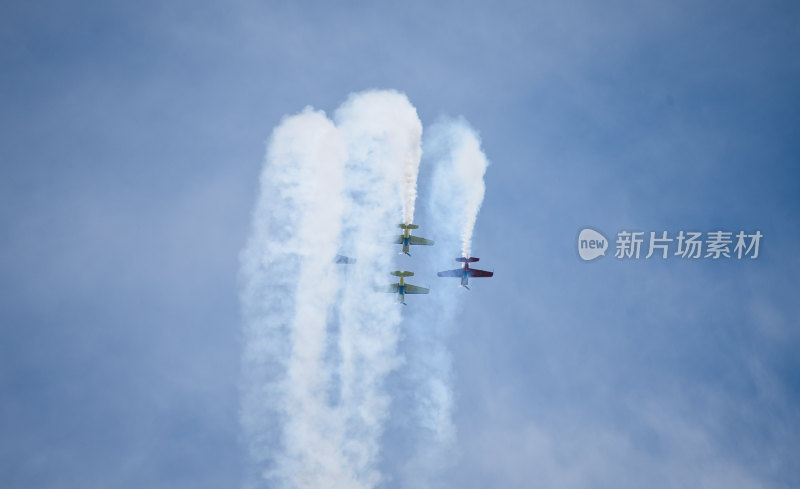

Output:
xmin=379 ymin=284 xmax=399 ymax=293
xmin=392 ymin=236 xmax=404 ymax=244
xmin=408 ymin=236 xmax=434 ymax=246
xmin=467 ymin=269 xmax=494 ymax=278
xmin=403 ymin=284 xmax=429 ymax=294
xmin=437 ymin=269 xmax=462 ymax=277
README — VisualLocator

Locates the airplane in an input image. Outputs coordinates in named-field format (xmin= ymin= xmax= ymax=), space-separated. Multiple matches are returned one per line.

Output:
xmin=437 ymin=257 xmax=493 ymax=289
xmin=393 ymin=224 xmax=434 ymax=256
xmin=334 ymin=254 xmax=356 ymax=264
xmin=382 ymin=271 xmax=429 ymax=305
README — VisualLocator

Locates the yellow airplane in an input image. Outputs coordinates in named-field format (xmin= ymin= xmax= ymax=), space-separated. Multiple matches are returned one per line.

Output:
xmin=393 ymin=224 xmax=434 ymax=256
xmin=382 ymin=271 xmax=429 ymax=305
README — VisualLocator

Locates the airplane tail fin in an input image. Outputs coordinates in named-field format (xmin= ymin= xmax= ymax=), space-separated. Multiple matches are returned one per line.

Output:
xmin=391 ymin=270 xmax=415 ymax=277
xmin=456 ymin=257 xmax=480 ymax=263
xmin=398 ymin=223 xmax=419 ymax=229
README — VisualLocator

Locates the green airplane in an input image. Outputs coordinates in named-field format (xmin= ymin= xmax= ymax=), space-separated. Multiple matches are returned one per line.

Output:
xmin=393 ymin=224 xmax=434 ymax=256
xmin=383 ymin=271 xmax=429 ymax=305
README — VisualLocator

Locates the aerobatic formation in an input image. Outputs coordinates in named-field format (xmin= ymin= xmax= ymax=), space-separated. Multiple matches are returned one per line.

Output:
xmin=240 ymin=90 xmax=491 ymax=489
xmin=377 ymin=222 xmax=493 ymax=304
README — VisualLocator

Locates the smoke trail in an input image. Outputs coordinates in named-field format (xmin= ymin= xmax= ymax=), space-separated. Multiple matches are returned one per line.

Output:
xmin=397 ymin=117 xmax=490 ymax=487
xmin=239 ymin=108 xmax=353 ymax=489
xmin=428 ymin=119 xmax=489 ymax=258
xmin=402 ymin=122 xmax=423 ymax=225
xmin=240 ymin=90 xmax=424 ymax=489
xmin=333 ymin=90 xmax=422 ymax=487
xmin=331 ymin=90 xmax=423 ymax=225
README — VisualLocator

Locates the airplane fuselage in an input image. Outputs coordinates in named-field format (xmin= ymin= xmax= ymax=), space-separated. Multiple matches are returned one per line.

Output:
xmin=459 ymin=262 xmax=471 ymax=288
xmin=397 ymin=276 xmax=407 ymax=303
xmin=400 ymin=229 xmax=412 ymax=255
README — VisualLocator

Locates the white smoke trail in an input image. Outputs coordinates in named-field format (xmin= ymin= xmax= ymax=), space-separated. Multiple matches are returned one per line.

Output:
xmin=402 ymin=124 xmax=423 ymax=225
xmin=332 ymin=89 xmax=423 ymax=225
xmin=397 ymin=117 xmax=490 ymax=487
xmin=333 ymin=90 xmax=422 ymax=487
xmin=239 ymin=108 xmax=354 ymax=489
xmin=428 ymin=119 xmax=489 ymax=258
xmin=240 ymin=91 xmax=424 ymax=489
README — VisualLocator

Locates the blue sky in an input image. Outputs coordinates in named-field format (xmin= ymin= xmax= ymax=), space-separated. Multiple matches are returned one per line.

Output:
xmin=2 ymin=1 xmax=799 ymax=488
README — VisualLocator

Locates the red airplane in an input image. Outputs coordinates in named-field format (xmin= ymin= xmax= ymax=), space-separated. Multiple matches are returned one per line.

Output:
xmin=437 ymin=257 xmax=493 ymax=289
